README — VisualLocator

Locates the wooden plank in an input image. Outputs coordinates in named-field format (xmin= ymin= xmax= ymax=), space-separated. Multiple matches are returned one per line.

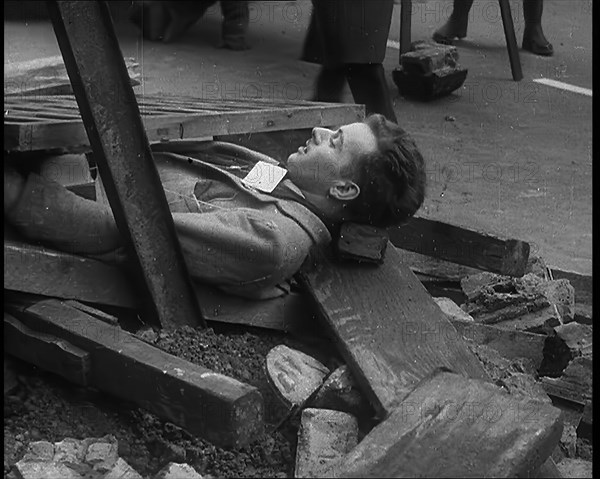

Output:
xmin=4 ymin=240 xmax=137 ymax=309
xmin=4 ymin=241 xmax=316 ymax=334
xmin=450 ymin=319 xmax=547 ymax=370
xmin=296 ymin=244 xmax=489 ymax=418
xmin=4 ymin=97 xmax=364 ymax=152
xmin=389 ymin=216 xmax=531 ymax=276
xmin=13 ymin=299 xmax=264 ymax=448
xmin=4 ymin=312 xmax=91 ymax=386
xmin=328 ymin=370 xmax=563 ymax=478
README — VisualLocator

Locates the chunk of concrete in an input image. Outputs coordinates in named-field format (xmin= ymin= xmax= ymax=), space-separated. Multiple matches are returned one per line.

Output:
xmin=13 ymin=461 xmax=82 ymax=479
xmin=153 ymin=462 xmax=203 ymax=479
xmin=21 ymin=441 xmax=55 ymax=462
xmin=53 ymin=438 xmax=86 ymax=463
xmin=433 ymin=297 xmax=474 ymax=322
xmin=294 ymin=408 xmax=358 ymax=478
xmin=266 ymin=345 xmax=329 ymax=406
xmin=104 ymin=458 xmax=143 ymax=479
xmin=310 ymin=365 xmax=372 ymax=420
xmin=84 ymin=436 xmax=118 ymax=472
xmin=555 ymin=458 xmax=593 ymax=478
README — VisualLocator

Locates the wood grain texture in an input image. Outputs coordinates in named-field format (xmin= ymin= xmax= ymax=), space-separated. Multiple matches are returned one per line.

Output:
xmin=14 ymin=299 xmax=264 ymax=448
xmin=4 ymin=94 xmax=364 ymax=152
xmin=4 ymin=240 xmax=137 ymax=309
xmin=389 ymin=216 xmax=531 ymax=277
xmin=4 ymin=312 xmax=90 ymax=386
xmin=330 ymin=370 xmax=563 ymax=478
xmin=297 ymin=244 xmax=489 ymax=418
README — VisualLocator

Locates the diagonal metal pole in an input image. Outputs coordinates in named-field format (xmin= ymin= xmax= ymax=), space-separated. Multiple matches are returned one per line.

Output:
xmin=46 ymin=0 xmax=206 ymax=329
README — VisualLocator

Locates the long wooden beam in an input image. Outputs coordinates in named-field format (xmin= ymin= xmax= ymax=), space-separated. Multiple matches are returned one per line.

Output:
xmin=47 ymin=0 xmax=203 ymax=329
xmin=8 ymin=299 xmax=263 ymax=448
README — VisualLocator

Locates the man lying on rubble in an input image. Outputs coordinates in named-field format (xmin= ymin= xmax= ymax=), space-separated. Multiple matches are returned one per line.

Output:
xmin=4 ymin=114 xmax=426 ymax=300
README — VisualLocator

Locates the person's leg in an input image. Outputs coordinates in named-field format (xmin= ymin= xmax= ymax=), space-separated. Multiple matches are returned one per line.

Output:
xmin=220 ymin=1 xmax=250 ymax=50
xmin=345 ymin=63 xmax=398 ymax=123
xmin=433 ymin=0 xmax=475 ymax=44
xmin=312 ymin=65 xmax=347 ymax=103
xmin=522 ymin=0 xmax=553 ymax=56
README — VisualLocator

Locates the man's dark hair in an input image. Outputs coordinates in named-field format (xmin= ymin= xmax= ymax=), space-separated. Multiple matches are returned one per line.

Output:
xmin=345 ymin=114 xmax=427 ymax=227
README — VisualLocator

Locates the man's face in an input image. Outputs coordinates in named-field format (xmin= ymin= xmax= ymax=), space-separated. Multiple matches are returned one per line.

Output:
xmin=286 ymin=122 xmax=378 ymax=194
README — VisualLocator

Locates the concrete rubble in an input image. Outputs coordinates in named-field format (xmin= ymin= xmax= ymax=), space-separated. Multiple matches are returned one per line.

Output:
xmin=294 ymin=408 xmax=358 ymax=478
xmin=9 ymin=436 xmax=142 ymax=479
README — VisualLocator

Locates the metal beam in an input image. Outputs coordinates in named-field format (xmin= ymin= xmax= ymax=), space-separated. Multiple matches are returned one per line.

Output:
xmin=46 ymin=0 xmax=205 ymax=329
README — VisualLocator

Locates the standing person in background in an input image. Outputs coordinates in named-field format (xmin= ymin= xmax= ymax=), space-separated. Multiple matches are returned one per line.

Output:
xmin=302 ymin=0 xmax=398 ymax=123
xmin=433 ymin=0 xmax=553 ymax=56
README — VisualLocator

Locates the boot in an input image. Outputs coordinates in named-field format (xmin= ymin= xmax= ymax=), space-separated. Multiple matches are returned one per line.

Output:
xmin=522 ymin=0 xmax=553 ymax=56
xmin=433 ymin=0 xmax=474 ymax=45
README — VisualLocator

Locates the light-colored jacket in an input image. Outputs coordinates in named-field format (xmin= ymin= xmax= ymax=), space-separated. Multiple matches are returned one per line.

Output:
xmin=6 ymin=142 xmax=331 ymax=299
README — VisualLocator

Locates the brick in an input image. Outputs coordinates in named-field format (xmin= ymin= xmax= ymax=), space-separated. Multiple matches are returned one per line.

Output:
xmin=21 ymin=441 xmax=55 ymax=462
xmin=153 ymin=462 xmax=203 ymax=479
xmin=555 ymin=458 xmax=593 ymax=478
xmin=104 ymin=458 xmax=143 ymax=479
xmin=266 ymin=345 xmax=329 ymax=406
xmin=400 ymin=42 xmax=459 ymax=75
xmin=433 ymin=297 xmax=474 ymax=322
xmin=294 ymin=408 xmax=358 ymax=478
xmin=14 ymin=461 xmax=82 ymax=479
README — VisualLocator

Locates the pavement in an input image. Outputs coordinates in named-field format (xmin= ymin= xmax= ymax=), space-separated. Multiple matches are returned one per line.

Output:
xmin=4 ymin=0 xmax=593 ymax=275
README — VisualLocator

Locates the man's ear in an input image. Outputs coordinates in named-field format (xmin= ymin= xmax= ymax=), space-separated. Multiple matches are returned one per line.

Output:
xmin=328 ymin=181 xmax=360 ymax=201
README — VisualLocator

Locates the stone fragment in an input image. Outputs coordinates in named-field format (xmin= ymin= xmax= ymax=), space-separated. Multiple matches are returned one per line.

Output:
xmin=13 ymin=461 xmax=82 ymax=479
xmin=559 ymin=424 xmax=577 ymax=458
xmin=53 ymin=438 xmax=86 ymax=463
xmin=433 ymin=297 xmax=474 ymax=322
xmin=555 ymin=458 xmax=593 ymax=478
xmin=84 ymin=436 xmax=118 ymax=472
xmin=153 ymin=462 xmax=203 ymax=479
xmin=266 ymin=345 xmax=329 ymax=406
xmin=104 ymin=458 xmax=143 ymax=479
xmin=294 ymin=408 xmax=358 ymax=478
xmin=21 ymin=441 xmax=55 ymax=462
xmin=311 ymin=365 xmax=372 ymax=420
xmin=576 ymin=400 xmax=592 ymax=442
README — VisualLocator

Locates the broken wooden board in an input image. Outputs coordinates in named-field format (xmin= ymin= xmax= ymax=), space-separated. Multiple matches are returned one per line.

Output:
xmin=4 ymin=55 xmax=140 ymax=97
xmin=449 ymin=319 xmax=547 ymax=370
xmin=296 ymin=244 xmax=489 ymax=419
xmin=11 ymin=299 xmax=263 ymax=448
xmin=4 ymin=312 xmax=90 ymax=386
xmin=4 ymin=240 xmax=318 ymax=334
xmin=541 ymin=357 xmax=593 ymax=408
xmin=335 ymin=222 xmax=389 ymax=264
xmin=389 ymin=215 xmax=530 ymax=277
xmin=327 ymin=370 xmax=563 ymax=478
xmin=4 ymin=240 xmax=136 ymax=309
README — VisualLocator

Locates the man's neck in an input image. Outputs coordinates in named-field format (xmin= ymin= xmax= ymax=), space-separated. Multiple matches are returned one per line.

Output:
xmin=298 ymin=189 xmax=346 ymax=230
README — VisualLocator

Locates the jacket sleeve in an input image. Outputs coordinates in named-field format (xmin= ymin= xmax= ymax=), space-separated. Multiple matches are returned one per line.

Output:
xmin=172 ymin=207 xmax=314 ymax=291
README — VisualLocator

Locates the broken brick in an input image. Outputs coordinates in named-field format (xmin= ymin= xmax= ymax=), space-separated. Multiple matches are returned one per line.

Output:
xmin=265 ymin=345 xmax=329 ymax=407
xmin=13 ymin=461 xmax=82 ymax=479
xmin=294 ymin=408 xmax=358 ymax=478
xmin=153 ymin=462 xmax=203 ymax=479
xmin=310 ymin=365 xmax=373 ymax=422
xmin=53 ymin=438 xmax=86 ymax=463
xmin=84 ymin=436 xmax=118 ymax=472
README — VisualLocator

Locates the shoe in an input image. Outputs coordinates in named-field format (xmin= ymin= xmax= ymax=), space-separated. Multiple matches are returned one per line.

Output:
xmin=432 ymin=20 xmax=468 ymax=45
xmin=522 ymin=37 xmax=554 ymax=56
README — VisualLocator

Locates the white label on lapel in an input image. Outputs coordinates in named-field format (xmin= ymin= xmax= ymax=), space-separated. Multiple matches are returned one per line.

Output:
xmin=241 ymin=161 xmax=288 ymax=193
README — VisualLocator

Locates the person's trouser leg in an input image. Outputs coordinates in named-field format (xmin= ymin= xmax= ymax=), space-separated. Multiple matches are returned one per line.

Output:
xmin=522 ymin=0 xmax=553 ymax=56
xmin=345 ymin=63 xmax=397 ymax=123
xmin=433 ymin=0 xmax=475 ymax=44
xmin=313 ymin=65 xmax=347 ymax=103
